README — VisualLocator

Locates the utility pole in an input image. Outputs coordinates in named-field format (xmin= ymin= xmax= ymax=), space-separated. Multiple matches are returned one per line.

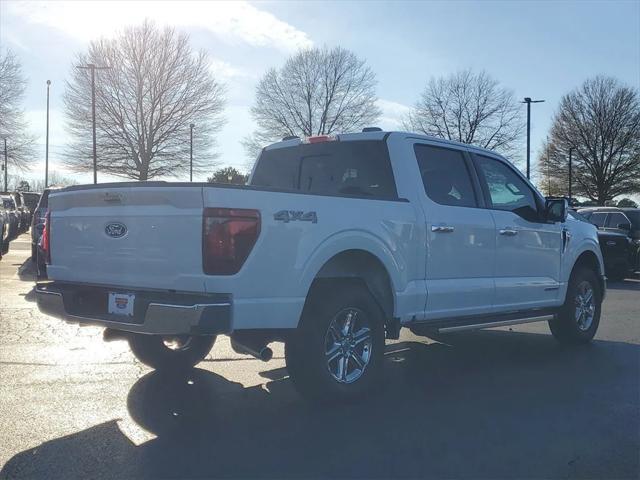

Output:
xmin=76 ymin=64 xmax=111 ymax=184
xmin=3 ymin=137 xmax=7 ymax=192
xmin=190 ymin=123 xmax=195 ymax=182
xmin=45 ymin=80 xmax=51 ymax=188
xmin=522 ymin=97 xmax=545 ymax=179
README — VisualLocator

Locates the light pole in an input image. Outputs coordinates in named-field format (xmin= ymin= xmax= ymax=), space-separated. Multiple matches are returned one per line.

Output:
xmin=546 ymin=139 xmax=551 ymax=196
xmin=76 ymin=64 xmax=111 ymax=184
xmin=568 ymin=147 xmax=573 ymax=201
xmin=3 ymin=137 xmax=7 ymax=192
xmin=190 ymin=123 xmax=195 ymax=182
xmin=522 ymin=97 xmax=545 ymax=179
xmin=45 ymin=80 xmax=51 ymax=188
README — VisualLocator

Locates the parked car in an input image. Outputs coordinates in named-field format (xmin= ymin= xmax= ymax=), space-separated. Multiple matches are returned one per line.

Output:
xmin=36 ymin=130 xmax=606 ymax=402
xmin=3 ymin=192 xmax=28 ymax=234
xmin=0 ymin=200 xmax=7 ymax=258
xmin=31 ymin=188 xmax=56 ymax=275
xmin=1 ymin=195 xmax=20 ymax=241
xmin=22 ymin=192 xmax=40 ymax=226
xmin=578 ymin=206 xmax=640 ymax=275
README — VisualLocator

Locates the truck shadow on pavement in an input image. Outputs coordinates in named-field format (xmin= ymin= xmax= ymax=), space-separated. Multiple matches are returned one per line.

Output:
xmin=606 ymin=277 xmax=640 ymax=291
xmin=2 ymin=330 xmax=639 ymax=479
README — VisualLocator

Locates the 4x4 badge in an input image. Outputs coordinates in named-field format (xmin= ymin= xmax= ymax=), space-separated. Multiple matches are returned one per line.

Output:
xmin=274 ymin=210 xmax=317 ymax=224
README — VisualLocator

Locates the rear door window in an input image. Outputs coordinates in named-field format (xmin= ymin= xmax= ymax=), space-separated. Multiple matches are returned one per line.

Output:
xmin=590 ymin=212 xmax=607 ymax=227
xmin=414 ymin=144 xmax=478 ymax=208
xmin=251 ymin=140 xmax=397 ymax=199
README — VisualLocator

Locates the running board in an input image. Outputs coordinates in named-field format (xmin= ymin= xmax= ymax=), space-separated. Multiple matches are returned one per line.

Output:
xmin=437 ymin=314 xmax=555 ymax=334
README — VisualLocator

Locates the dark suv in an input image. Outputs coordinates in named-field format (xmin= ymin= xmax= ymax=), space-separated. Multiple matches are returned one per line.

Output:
xmin=578 ymin=207 xmax=640 ymax=277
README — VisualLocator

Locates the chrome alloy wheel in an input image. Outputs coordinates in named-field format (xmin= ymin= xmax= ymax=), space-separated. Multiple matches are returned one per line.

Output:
xmin=324 ymin=308 xmax=373 ymax=384
xmin=162 ymin=336 xmax=194 ymax=351
xmin=574 ymin=281 xmax=596 ymax=331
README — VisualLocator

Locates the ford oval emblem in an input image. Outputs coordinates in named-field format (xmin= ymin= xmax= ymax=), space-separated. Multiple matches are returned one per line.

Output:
xmin=105 ymin=222 xmax=127 ymax=238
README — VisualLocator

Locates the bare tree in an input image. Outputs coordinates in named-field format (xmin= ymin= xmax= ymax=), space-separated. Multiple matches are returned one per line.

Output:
xmin=403 ymin=70 xmax=523 ymax=157
xmin=32 ymin=171 xmax=78 ymax=191
xmin=64 ymin=21 xmax=226 ymax=181
xmin=542 ymin=76 xmax=640 ymax=205
xmin=244 ymin=46 xmax=381 ymax=159
xmin=0 ymin=49 xmax=35 ymax=171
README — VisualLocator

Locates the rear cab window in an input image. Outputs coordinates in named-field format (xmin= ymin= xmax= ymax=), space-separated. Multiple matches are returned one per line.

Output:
xmin=250 ymin=140 xmax=398 ymax=199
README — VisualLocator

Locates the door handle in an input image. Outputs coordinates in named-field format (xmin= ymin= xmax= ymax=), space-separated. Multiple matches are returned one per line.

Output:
xmin=499 ymin=228 xmax=518 ymax=236
xmin=431 ymin=225 xmax=455 ymax=233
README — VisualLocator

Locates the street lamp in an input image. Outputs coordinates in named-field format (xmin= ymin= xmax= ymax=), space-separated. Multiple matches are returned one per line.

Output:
xmin=2 ymin=137 xmax=7 ymax=192
xmin=568 ymin=147 xmax=574 ymax=201
xmin=45 ymin=80 xmax=51 ymax=188
xmin=76 ymin=63 xmax=111 ymax=184
xmin=190 ymin=123 xmax=195 ymax=182
xmin=522 ymin=97 xmax=545 ymax=180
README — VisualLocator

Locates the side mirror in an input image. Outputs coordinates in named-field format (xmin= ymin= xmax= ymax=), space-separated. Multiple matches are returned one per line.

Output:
xmin=545 ymin=197 xmax=568 ymax=223
xmin=617 ymin=222 xmax=632 ymax=231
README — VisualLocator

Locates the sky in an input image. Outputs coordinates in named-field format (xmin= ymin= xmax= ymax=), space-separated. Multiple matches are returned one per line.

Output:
xmin=1 ymin=0 xmax=639 ymax=192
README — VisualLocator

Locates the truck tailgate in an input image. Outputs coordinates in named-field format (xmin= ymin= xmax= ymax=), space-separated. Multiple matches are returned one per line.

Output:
xmin=47 ymin=185 xmax=205 ymax=292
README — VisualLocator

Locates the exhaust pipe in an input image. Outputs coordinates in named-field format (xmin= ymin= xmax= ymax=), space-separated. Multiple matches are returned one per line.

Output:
xmin=230 ymin=337 xmax=273 ymax=362
xmin=103 ymin=328 xmax=129 ymax=342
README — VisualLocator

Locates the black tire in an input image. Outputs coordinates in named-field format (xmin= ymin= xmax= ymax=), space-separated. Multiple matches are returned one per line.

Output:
xmin=549 ymin=267 xmax=601 ymax=345
xmin=128 ymin=334 xmax=216 ymax=370
xmin=285 ymin=281 xmax=385 ymax=403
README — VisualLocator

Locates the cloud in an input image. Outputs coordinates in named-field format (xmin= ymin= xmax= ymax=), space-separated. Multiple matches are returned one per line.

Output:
xmin=209 ymin=59 xmax=248 ymax=81
xmin=377 ymin=99 xmax=411 ymax=130
xmin=2 ymin=28 xmax=31 ymax=52
xmin=8 ymin=1 xmax=312 ymax=52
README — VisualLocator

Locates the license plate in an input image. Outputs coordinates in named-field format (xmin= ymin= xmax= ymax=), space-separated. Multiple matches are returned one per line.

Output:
xmin=108 ymin=292 xmax=135 ymax=316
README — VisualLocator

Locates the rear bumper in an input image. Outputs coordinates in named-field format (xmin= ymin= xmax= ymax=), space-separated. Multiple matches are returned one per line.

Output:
xmin=36 ymin=282 xmax=232 ymax=335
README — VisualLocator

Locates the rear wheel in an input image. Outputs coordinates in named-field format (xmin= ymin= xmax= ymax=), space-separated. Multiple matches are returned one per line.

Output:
xmin=128 ymin=334 xmax=216 ymax=370
xmin=285 ymin=282 xmax=385 ymax=402
xmin=549 ymin=267 xmax=601 ymax=345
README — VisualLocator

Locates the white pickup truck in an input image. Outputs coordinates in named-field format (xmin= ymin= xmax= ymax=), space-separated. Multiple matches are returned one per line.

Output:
xmin=36 ymin=130 xmax=605 ymax=401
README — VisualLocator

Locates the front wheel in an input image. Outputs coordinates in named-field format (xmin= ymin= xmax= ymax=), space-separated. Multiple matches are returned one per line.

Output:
xmin=285 ymin=282 xmax=385 ymax=403
xmin=549 ymin=267 xmax=602 ymax=345
xmin=128 ymin=334 xmax=216 ymax=370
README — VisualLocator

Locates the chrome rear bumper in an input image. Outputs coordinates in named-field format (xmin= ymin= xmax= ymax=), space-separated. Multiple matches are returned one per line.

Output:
xmin=36 ymin=282 xmax=231 ymax=335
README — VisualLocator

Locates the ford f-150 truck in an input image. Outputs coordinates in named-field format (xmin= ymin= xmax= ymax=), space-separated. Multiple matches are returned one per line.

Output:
xmin=36 ymin=130 xmax=606 ymax=401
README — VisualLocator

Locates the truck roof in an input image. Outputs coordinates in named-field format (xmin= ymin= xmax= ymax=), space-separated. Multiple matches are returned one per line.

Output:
xmin=265 ymin=130 xmax=510 ymax=162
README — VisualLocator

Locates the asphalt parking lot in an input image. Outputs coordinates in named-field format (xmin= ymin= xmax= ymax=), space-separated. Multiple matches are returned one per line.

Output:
xmin=0 ymin=234 xmax=638 ymax=479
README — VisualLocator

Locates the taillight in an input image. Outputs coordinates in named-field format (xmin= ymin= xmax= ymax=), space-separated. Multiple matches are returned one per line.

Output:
xmin=40 ymin=210 xmax=51 ymax=264
xmin=203 ymin=208 xmax=260 ymax=275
